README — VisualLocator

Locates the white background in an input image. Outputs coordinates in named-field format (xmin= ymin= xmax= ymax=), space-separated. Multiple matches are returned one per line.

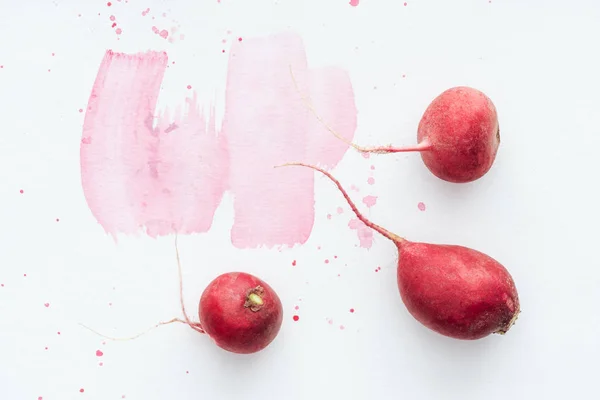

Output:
xmin=1 ymin=1 xmax=599 ymax=399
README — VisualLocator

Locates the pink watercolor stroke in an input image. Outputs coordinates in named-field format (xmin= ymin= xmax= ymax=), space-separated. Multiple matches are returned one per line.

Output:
xmin=80 ymin=32 xmax=357 ymax=248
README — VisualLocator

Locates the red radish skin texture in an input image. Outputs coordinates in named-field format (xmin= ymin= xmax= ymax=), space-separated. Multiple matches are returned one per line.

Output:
xmin=278 ymin=163 xmax=520 ymax=340
xmin=397 ymin=242 xmax=519 ymax=339
xmin=199 ymin=272 xmax=283 ymax=354
xmin=417 ymin=86 xmax=500 ymax=183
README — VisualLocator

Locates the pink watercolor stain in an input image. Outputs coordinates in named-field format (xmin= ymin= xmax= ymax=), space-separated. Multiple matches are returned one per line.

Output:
xmin=336 ymin=206 xmax=343 ymax=214
xmin=96 ymin=350 xmax=104 ymax=356
xmin=418 ymin=202 xmax=426 ymax=211
xmin=348 ymin=218 xmax=373 ymax=249
xmin=349 ymin=0 xmax=360 ymax=6
xmin=44 ymin=303 xmax=50 ymax=307
xmin=80 ymin=33 xmax=357 ymax=249
xmin=362 ymin=195 xmax=377 ymax=208
xmin=367 ymin=177 xmax=375 ymax=185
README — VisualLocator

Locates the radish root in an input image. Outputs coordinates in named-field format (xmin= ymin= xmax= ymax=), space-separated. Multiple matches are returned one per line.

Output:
xmin=79 ymin=234 xmax=204 ymax=341
xmin=274 ymin=162 xmax=404 ymax=244
xmin=288 ymin=65 xmax=433 ymax=154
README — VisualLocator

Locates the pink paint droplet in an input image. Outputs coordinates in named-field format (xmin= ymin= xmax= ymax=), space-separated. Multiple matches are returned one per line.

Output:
xmin=293 ymin=315 xmax=299 ymax=321
xmin=418 ymin=202 xmax=426 ymax=211
xmin=362 ymin=152 xmax=371 ymax=159
xmin=294 ymin=305 xmax=299 ymax=310
xmin=292 ymin=260 xmax=296 ymax=266
xmin=112 ymin=22 xmax=117 ymax=28
xmin=367 ymin=177 xmax=375 ymax=185
xmin=336 ymin=206 xmax=344 ymax=214
xmin=0 ymin=284 xmax=4 ymax=287
xmin=99 ymin=362 xmax=103 ymax=366
xmin=187 ymin=85 xmax=192 ymax=89
xmin=23 ymin=273 xmax=27 ymax=277
xmin=142 ymin=8 xmax=150 ymax=16
xmin=44 ymin=303 xmax=50 ymax=308
xmin=52 ymin=53 xmax=55 ymax=56
xmin=19 ymin=189 xmax=24 ymax=194
xmin=340 ymin=325 xmax=345 ymax=330
xmin=348 ymin=219 xmax=374 ymax=249
xmin=116 ymin=28 xmax=122 ymax=35
xmin=350 ymin=308 xmax=355 ymax=313
xmin=349 ymin=0 xmax=360 ymax=6
xmin=107 ymin=2 xmax=112 ymax=6
xmin=110 ymin=15 xmax=115 ymax=21
xmin=159 ymin=29 xmax=169 ymax=39
xmin=328 ymin=319 xmax=333 ymax=325
xmin=79 ymin=388 xmax=84 ymax=393
xmin=238 ymin=37 xmax=243 ymax=42
xmin=45 ymin=346 xmax=48 ymax=350
xmin=96 ymin=350 xmax=103 ymax=357
xmin=404 ymin=2 xmax=408 ymax=5
xmin=38 ymin=397 xmax=42 ymax=400
xmin=362 ymin=195 xmax=377 ymax=208
xmin=56 ymin=218 xmax=60 ymax=222
xmin=79 ymin=108 xmax=83 ymax=113
xmin=324 ymin=259 xmax=330 ymax=264
xmin=327 ymin=213 xmax=332 ymax=220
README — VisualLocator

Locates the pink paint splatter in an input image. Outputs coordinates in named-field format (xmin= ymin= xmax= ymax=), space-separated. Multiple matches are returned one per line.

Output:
xmin=110 ymin=15 xmax=116 ymax=21
xmin=79 ymin=388 xmax=84 ymax=393
xmin=336 ymin=206 xmax=343 ymax=214
xmin=142 ymin=8 xmax=150 ymax=16
xmin=367 ymin=177 xmax=375 ymax=185
xmin=44 ymin=303 xmax=50 ymax=307
xmin=107 ymin=2 xmax=112 ymax=6
xmin=350 ymin=308 xmax=355 ymax=313
xmin=293 ymin=315 xmax=299 ymax=321
xmin=160 ymin=29 xmax=169 ymax=39
xmin=294 ymin=305 xmax=299 ymax=310
xmin=362 ymin=195 xmax=377 ymax=208
xmin=324 ymin=259 xmax=329 ymax=264
xmin=116 ymin=28 xmax=122 ymax=35
xmin=80 ymin=33 xmax=356 ymax=248
xmin=327 ymin=213 xmax=332 ymax=220
xmin=19 ymin=189 xmax=23 ymax=194
xmin=340 ymin=325 xmax=345 ymax=330
xmin=348 ymin=218 xmax=373 ymax=248
xmin=186 ymin=85 xmax=192 ymax=89
xmin=96 ymin=350 xmax=103 ymax=357
xmin=292 ymin=260 xmax=296 ymax=266
xmin=418 ymin=202 xmax=426 ymax=211
xmin=349 ymin=0 xmax=360 ymax=6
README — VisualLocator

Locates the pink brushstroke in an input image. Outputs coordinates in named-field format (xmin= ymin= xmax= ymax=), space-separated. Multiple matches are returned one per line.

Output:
xmin=225 ymin=33 xmax=356 ymax=248
xmin=81 ymin=50 xmax=228 ymax=237
xmin=80 ymin=33 xmax=357 ymax=248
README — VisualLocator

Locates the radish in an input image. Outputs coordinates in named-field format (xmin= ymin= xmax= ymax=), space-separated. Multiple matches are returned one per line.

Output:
xmin=199 ymin=272 xmax=283 ymax=354
xmin=277 ymin=163 xmax=520 ymax=340
xmin=81 ymin=239 xmax=283 ymax=354
xmin=290 ymin=67 xmax=499 ymax=183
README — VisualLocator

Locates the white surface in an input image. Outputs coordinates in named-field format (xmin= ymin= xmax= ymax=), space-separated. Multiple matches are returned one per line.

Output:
xmin=1 ymin=1 xmax=599 ymax=399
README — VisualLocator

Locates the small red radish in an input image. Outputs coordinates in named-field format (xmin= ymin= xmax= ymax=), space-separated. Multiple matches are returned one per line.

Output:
xmin=80 ymin=239 xmax=283 ymax=354
xmin=278 ymin=163 xmax=519 ymax=340
xmin=291 ymin=68 xmax=499 ymax=183
xmin=199 ymin=272 xmax=283 ymax=354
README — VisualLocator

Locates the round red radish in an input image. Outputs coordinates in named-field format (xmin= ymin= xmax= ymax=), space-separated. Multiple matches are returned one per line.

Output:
xmin=296 ymin=76 xmax=500 ymax=183
xmin=417 ymin=86 xmax=500 ymax=183
xmin=280 ymin=163 xmax=520 ymax=340
xmin=199 ymin=272 xmax=283 ymax=354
